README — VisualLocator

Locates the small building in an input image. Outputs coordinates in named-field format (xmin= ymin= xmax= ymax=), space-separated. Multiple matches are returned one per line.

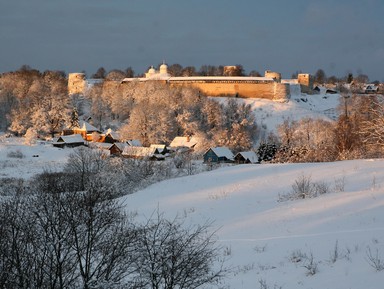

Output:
xmin=63 ymin=120 xmax=101 ymax=141
xmin=122 ymin=146 xmax=164 ymax=160
xmin=103 ymin=129 xmax=121 ymax=143
xmin=203 ymin=147 xmax=234 ymax=163
xmin=90 ymin=142 xmax=127 ymax=156
xmin=126 ymin=139 xmax=142 ymax=147
xmin=364 ymin=84 xmax=379 ymax=94
xmin=109 ymin=143 xmax=127 ymax=155
xmin=234 ymin=151 xmax=258 ymax=164
xmin=170 ymin=136 xmax=198 ymax=150
xmin=53 ymin=134 xmax=85 ymax=148
xmin=150 ymin=144 xmax=168 ymax=155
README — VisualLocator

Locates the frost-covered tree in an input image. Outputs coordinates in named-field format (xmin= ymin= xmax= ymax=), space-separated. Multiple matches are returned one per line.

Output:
xmin=6 ymin=69 xmax=70 ymax=137
xmin=275 ymin=117 xmax=337 ymax=162
xmin=219 ymin=99 xmax=257 ymax=151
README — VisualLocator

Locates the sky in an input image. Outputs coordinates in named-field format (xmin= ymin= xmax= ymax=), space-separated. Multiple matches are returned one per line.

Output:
xmin=1 ymin=0 xmax=383 ymax=81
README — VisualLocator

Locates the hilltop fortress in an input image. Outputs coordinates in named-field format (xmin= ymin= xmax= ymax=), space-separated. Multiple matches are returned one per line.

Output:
xmin=68 ymin=64 xmax=313 ymax=101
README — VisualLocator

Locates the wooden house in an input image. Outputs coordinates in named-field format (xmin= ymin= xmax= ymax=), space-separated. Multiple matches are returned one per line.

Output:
xmin=89 ymin=142 xmax=127 ymax=156
xmin=52 ymin=134 xmax=85 ymax=148
xmin=109 ymin=143 xmax=127 ymax=155
xmin=122 ymin=146 xmax=156 ymax=159
xmin=364 ymin=84 xmax=379 ymax=94
xmin=122 ymin=146 xmax=165 ymax=160
xmin=203 ymin=147 xmax=234 ymax=163
xmin=103 ymin=129 xmax=121 ymax=143
xmin=234 ymin=151 xmax=258 ymax=164
xmin=63 ymin=120 xmax=101 ymax=141
xmin=150 ymin=144 xmax=169 ymax=155
xmin=170 ymin=136 xmax=198 ymax=150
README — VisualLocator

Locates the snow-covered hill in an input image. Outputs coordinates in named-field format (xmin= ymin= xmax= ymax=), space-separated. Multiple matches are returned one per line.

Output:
xmin=215 ymin=91 xmax=342 ymax=139
xmin=121 ymin=159 xmax=384 ymax=289
xmin=0 ymin=93 xmax=382 ymax=288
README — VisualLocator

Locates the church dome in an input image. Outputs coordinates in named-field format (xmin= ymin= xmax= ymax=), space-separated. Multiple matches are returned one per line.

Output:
xmin=148 ymin=66 xmax=156 ymax=74
xmin=159 ymin=63 xmax=168 ymax=74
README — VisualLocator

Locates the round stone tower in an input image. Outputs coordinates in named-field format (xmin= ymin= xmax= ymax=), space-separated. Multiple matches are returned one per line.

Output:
xmin=265 ymin=70 xmax=282 ymax=82
xmin=68 ymin=73 xmax=86 ymax=95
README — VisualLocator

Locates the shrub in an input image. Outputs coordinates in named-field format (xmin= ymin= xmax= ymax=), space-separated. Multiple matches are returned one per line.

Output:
xmin=278 ymin=175 xmax=332 ymax=202
xmin=7 ymin=150 xmax=25 ymax=159
xmin=366 ymin=246 xmax=384 ymax=271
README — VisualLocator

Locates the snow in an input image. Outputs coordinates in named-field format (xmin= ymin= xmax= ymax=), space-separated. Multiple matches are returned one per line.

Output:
xmin=79 ymin=120 xmax=100 ymax=132
xmin=121 ymin=159 xmax=384 ymax=289
xmin=126 ymin=139 xmax=142 ymax=147
xmin=53 ymin=134 xmax=84 ymax=144
xmin=122 ymin=146 xmax=157 ymax=157
xmin=0 ymin=137 xmax=73 ymax=179
xmin=170 ymin=136 xmax=198 ymax=148
xmin=213 ymin=92 xmax=342 ymax=136
xmin=2 ymin=92 xmax=382 ymax=288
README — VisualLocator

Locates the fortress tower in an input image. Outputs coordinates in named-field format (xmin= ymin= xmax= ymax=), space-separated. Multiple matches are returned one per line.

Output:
xmin=68 ymin=73 xmax=86 ymax=95
xmin=298 ymin=74 xmax=314 ymax=94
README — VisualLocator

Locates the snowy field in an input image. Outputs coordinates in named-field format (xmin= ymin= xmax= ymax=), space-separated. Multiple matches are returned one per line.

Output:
xmin=121 ymin=160 xmax=384 ymax=289
xmin=0 ymin=136 xmax=73 ymax=179
xmin=1 ymin=94 xmax=383 ymax=288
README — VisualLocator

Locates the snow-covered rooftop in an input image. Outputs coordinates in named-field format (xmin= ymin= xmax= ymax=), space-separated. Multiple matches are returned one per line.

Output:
xmin=122 ymin=146 xmax=156 ymax=157
xmin=209 ymin=147 xmax=234 ymax=159
xmin=79 ymin=121 xmax=100 ymax=132
xmin=53 ymin=134 xmax=84 ymax=144
xmin=235 ymin=151 xmax=258 ymax=163
xmin=170 ymin=136 xmax=198 ymax=148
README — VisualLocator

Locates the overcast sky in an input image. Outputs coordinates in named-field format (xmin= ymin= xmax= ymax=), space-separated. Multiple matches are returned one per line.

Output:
xmin=1 ymin=0 xmax=383 ymax=81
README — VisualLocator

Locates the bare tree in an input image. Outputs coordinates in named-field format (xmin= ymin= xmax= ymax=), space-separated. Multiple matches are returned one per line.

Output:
xmin=63 ymin=183 xmax=138 ymax=289
xmin=133 ymin=212 xmax=227 ymax=289
xmin=64 ymin=147 xmax=106 ymax=190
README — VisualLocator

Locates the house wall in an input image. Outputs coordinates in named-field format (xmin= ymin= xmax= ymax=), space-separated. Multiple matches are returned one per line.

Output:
xmin=204 ymin=149 xmax=218 ymax=163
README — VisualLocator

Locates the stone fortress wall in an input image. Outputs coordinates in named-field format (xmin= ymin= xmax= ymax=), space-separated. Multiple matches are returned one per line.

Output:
xmin=68 ymin=64 xmax=313 ymax=101
xmin=167 ymin=78 xmax=291 ymax=101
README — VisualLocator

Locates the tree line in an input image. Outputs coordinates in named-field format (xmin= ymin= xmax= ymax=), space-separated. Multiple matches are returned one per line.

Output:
xmin=90 ymin=63 xmax=249 ymax=79
xmin=1 ymin=66 xmax=383 ymax=161
xmin=257 ymin=94 xmax=384 ymax=162
xmin=312 ymin=68 xmax=378 ymax=85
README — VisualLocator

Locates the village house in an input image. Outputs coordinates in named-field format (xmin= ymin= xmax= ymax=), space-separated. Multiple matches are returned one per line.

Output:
xmin=122 ymin=146 xmax=165 ymax=160
xmin=52 ymin=134 xmax=85 ymax=148
xmin=364 ymin=84 xmax=379 ymax=94
xmin=234 ymin=151 xmax=259 ymax=164
xmin=63 ymin=120 xmax=101 ymax=141
xmin=150 ymin=144 xmax=169 ymax=155
xmin=203 ymin=147 xmax=234 ymax=163
xmin=169 ymin=136 xmax=198 ymax=151
xmin=103 ymin=129 xmax=121 ymax=143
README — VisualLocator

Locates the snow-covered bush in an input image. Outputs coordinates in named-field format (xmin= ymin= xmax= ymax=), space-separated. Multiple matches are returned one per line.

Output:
xmin=278 ymin=174 xmax=332 ymax=202
xmin=366 ymin=246 xmax=384 ymax=271
xmin=7 ymin=149 xmax=25 ymax=159
xmin=303 ymin=253 xmax=319 ymax=276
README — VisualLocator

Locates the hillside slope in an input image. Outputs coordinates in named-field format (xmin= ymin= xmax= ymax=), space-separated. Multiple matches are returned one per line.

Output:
xmin=121 ymin=159 xmax=384 ymax=289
